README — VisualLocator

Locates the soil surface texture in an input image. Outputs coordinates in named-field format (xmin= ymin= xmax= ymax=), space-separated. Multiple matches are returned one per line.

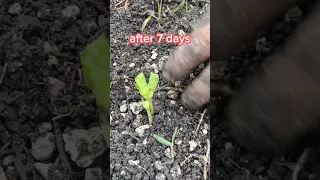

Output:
xmin=110 ymin=0 xmax=210 ymax=180
xmin=0 ymin=0 xmax=109 ymax=180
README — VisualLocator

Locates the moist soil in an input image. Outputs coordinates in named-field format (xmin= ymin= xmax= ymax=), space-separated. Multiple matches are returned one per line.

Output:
xmin=110 ymin=1 xmax=320 ymax=180
xmin=110 ymin=0 xmax=210 ymax=180
xmin=0 ymin=0 xmax=109 ymax=180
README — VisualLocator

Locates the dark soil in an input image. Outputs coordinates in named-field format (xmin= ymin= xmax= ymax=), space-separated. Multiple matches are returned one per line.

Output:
xmin=0 ymin=0 xmax=109 ymax=180
xmin=110 ymin=0 xmax=210 ymax=180
xmin=110 ymin=1 xmax=320 ymax=180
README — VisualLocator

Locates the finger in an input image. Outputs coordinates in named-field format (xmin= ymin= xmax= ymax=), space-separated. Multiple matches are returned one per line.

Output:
xmin=181 ymin=64 xmax=210 ymax=110
xmin=162 ymin=22 xmax=210 ymax=82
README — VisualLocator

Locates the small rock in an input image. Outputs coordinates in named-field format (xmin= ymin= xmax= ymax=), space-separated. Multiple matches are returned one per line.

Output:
xmin=0 ymin=166 xmax=7 ymax=180
xmin=285 ymin=7 xmax=302 ymax=22
xmin=47 ymin=76 xmax=66 ymax=98
xmin=128 ymin=160 xmax=140 ymax=166
xmin=129 ymin=102 xmax=143 ymax=115
xmin=38 ymin=122 xmax=52 ymax=134
xmin=151 ymin=53 xmax=158 ymax=59
xmin=85 ymin=168 xmax=102 ymax=180
xmin=132 ymin=115 xmax=142 ymax=128
xmin=225 ymin=142 xmax=233 ymax=151
xmin=98 ymin=15 xmax=108 ymax=26
xmin=178 ymin=30 xmax=186 ymax=35
xmin=2 ymin=155 xmax=14 ymax=166
xmin=155 ymin=173 xmax=166 ymax=180
xmin=164 ymin=148 xmax=171 ymax=158
xmin=47 ymin=56 xmax=58 ymax=66
xmin=150 ymin=63 xmax=159 ymax=73
xmin=202 ymin=129 xmax=208 ymax=135
xmin=34 ymin=163 xmax=52 ymax=180
xmin=154 ymin=161 xmax=164 ymax=170
xmin=129 ymin=63 xmax=135 ymax=68
xmin=189 ymin=140 xmax=197 ymax=152
xmin=31 ymin=132 xmax=55 ymax=160
xmin=135 ymin=125 xmax=150 ymax=137
xmin=87 ymin=20 xmax=97 ymax=33
xmin=43 ymin=42 xmax=53 ymax=54
xmin=63 ymin=127 xmax=106 ymax=168
xmin=170 ymin=164 xmax=182 ymax=179
xmin=120 ymin=113 xmax=126 ymax=118
xmin=167 ymin=90 xmax=178 ymax=99
xmin=8 ymin=3 xmax=21 ymax=15
xmin=174 ymin=81 xmax=181 ymax=87
xmin=62 ymin=5 xmax=80 ymax=18
xmin=120 ymin=104 xmax=127 ymax=113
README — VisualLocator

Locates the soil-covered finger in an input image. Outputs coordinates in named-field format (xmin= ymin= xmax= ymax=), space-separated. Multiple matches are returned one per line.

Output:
xmin=181 ymin=65 xmax=210 ymax=110
xmin=162 ymin=22 xmax=210 ymax=82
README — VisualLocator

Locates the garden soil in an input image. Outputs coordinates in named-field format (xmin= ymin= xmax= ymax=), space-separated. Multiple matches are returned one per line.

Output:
xmin=0 ymin=0 xmax=109 ymax=180
xmin=0 ymin=0 xmax=319 ymax=180
xmin=110 ymin=1 xmax=320 ymax=180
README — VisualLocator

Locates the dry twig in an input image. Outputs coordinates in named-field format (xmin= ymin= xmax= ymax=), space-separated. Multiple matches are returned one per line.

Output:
xmin=203 ymin=139 xmax=210 ymax=180
xmin=195 ymin=109 xmax=207 ymax=134
xmin=292 ymin=149 xmax=309 ymax=180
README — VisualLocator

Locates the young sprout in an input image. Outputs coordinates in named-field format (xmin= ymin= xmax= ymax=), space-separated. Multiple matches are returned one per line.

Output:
xmin=171 ymin=0 xmax=190 ymax=13
xmin=157 ymin=0 xmax=163 ymax=20
xmin=135 ymin=72 xmax=159 ymax=125
xmin=153 ymin=127 xmax=179 ymax=158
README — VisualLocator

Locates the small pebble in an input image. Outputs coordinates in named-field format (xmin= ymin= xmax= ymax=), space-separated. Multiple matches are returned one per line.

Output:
xmin=8 ymin=3 xmax=21 ymax=15
xmin=189 ymin=140 xmax=197 ymax=151
xmin=129 ymin=63 xmax=135 ymax=68
xmin=167 ymin=90 xmax=178 ymax=99
xmin=85 ymin=168 xmax=102 ymax=180
xmin=47 ymin=56 xmax=58 ymax=66
xmin=135 ymin=125 xmax=150 ymax=137
xmin=119 ymin=104 xmax=127 ymax=113
xmin=31 ymin=132 xmax=55 ymax=160
xmin=61 ymin=5 xmax=80 ymax=18
xmin=132 ymin=115 xmax=142 ymax=128
xmin=164 ymin=148 xmax=171 ymax=158
xmin=225 ymin=142 xmax=233 ymax=151
xmin=129 ymin=102 xmax=143 ymax=115
xmin=151 ymin=53 xmax=158 ymax=59
xmin=128 ymin=160 xmax=140 ymax=166
xmin=2 ymin=155 xmax=14 ymax=166
xmin=154 ymin=161 xmax=164 ymax=170
xmin=155 ymin=173 xmax=166 ymax=180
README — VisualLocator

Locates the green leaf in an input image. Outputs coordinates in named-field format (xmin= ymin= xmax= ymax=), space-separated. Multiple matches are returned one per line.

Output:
xmin=148 ymin=72 xmax=159 ymax=93
xmin=80 ymin=32 xmax=110 ymax=112
xmin=153 ymin=134 xmax=172 ymax=146
xmin=135 ymin=72 xmax=150 ymax=99
xmin=80 ymin=32 xmax=110 ymax=145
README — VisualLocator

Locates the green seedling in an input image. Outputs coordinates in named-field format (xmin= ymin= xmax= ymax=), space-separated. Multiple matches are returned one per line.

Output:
xmin=135 ymin=72 xmax=159 ymax=125
xmin=171 ymin=0 xmax=190 ymax=13
xmin=80 ymin=32 xmax=110 ymax=146
xmin=140 ymin=0 xmax=163 ymax=32
xmin=157 ymin=0 xmax=163 ymax=20
xmin=153 ymin=127 xmax=179 ymax=158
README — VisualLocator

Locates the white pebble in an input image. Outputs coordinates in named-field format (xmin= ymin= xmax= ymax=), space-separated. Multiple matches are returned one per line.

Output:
xmin=151 ymin=53 xmax=158 ymax=59
xmin=119 ymin=104 xmax=127 ymax=113
xmin=189 ymin=140 xmax=197 ymax=151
